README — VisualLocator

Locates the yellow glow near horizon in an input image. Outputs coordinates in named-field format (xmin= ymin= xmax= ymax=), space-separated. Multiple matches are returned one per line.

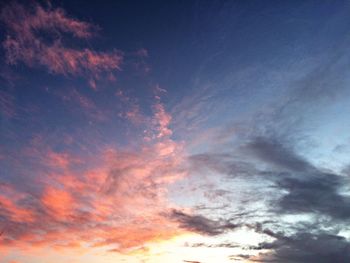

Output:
xmin=2 ymin=227 xmax=270 ymax=263
xmin=128 ymin=228 xmax=269 ymax=263
xmin=5 ymin=229 xmax=263 ymax=263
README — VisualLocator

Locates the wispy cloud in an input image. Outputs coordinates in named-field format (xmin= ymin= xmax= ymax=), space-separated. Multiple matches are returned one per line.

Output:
xmin=1 ymin=2 xmax=122 ymax=89
xmin=0 ymin=94 xmax=188 ymax=253
xmin=169 ymin=209 xmax=240 ymax=236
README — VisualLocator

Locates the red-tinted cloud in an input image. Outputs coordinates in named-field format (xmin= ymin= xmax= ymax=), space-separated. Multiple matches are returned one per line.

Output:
xmin=0 ymin=184 xmax=35 ymax=223
xmin=0 ymin=97 xmax=189 ymax=253
xmin=1 ymin=2 xmax=122 ymax=89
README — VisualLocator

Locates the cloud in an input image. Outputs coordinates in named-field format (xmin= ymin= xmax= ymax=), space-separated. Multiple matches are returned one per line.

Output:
xmin=1 ymin=2 xmax=122 ymax=89
xmin=186 ymin=242 xmax=240 ymax=248
xmin=0 ymin=97 xmax=188 ymax=253
xmin=152 ymin=101 xmax=173 ymax=139
xmin=275 ymin=172 xmax=350 ymax=220
xmin=169 ymin=209 xmax=240 ymax=236
xmin=242 ymin=136 xmax=350 ymax=220
xmin=250 ymin=228 xmax=350 ymax=263
xmin=41 ymin=186 xmax=75 ymax=220
xmin=185 ymin=132 xmax=350 ymax=262
xmin=0 ymin=184 xmax=35 ymax=223
xmin=239 ymin=137 xmax=350 ymax=261
xmin=243 ymin=137 xmax=313 ymax=172
xmin=192 ymin=136 xmax=350 ymax=222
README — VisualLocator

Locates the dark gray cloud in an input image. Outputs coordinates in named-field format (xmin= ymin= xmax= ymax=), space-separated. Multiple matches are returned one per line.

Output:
xmin=250 ymin=229 xmax=350 ymax=263
xmin=187 ymin=135 xmax=350 ymax=263
xmin=276 ymin=173 xmax=350 ymax=220
xmin=228 ymin=221 xmax=350 ymax=262
xmin=189 ymin=136 xmax=350 ymax=220
xmin=243 ymin=136 xmax=313 ymax=172
xmin=240 ymin=137 xmax=350 ymax=220
xmin=169 ymin=209 xmax=240 ymax=236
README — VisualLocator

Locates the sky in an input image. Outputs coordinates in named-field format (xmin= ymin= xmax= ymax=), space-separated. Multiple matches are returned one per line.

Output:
xmin=1 ymin=0 xmax=350 ymax=262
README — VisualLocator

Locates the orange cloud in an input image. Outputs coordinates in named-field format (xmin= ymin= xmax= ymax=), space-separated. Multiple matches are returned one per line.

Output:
xmin=0 ymin=184 xmax=35 ymax=223
xmin=41 ymin=186 xmax=74 ymax=220
xmin=0 ymin=96 xmax=189 ymax=254
xmin=0 ymin=196 xmax=35 ymax=223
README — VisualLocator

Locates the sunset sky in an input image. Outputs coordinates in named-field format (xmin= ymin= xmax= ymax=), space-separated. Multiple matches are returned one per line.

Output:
xmin=1 ymin=1 xmax=350 ymax=262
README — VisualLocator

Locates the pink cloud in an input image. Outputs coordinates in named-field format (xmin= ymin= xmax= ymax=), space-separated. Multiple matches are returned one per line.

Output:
xmin=153 ymin=102 xmax=173 ymax=138
xmin=0 ymin=97 xmax=189 ymax=253
xmin=1 ymin=2 xmax=123 ymax=89
xmin=0 ymin=184 xmax=35 ymax=223
xmin=41 ymin=186 xmax=75 ymax=220
xmin=21 ymin=138 xmax=80 ymax=172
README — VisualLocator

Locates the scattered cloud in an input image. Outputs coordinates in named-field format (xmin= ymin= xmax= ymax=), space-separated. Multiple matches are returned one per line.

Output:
xmin=0 ymin=95 xmax=189 ymax=253
xmin=169 ymin=209 xmax=240 ymax=236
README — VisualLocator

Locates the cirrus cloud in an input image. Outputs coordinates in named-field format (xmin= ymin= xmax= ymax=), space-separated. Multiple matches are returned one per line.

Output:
xmin=1 ymin=2 xmax=123 ymax=89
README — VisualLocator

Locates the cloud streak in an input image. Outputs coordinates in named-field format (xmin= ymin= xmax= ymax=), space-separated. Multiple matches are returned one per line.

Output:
xmin=169 ymin=209 xmax=240 ymax=236
xmin=1 ymin=2 xmax=122 ymax=88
